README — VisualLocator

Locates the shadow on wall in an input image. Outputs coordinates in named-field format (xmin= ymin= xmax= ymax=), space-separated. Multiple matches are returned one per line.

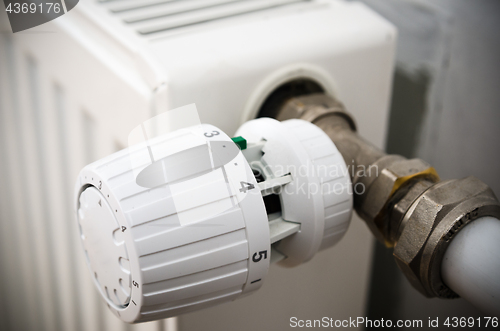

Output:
xmin=385 ymin=68 xmax=430 ymax=159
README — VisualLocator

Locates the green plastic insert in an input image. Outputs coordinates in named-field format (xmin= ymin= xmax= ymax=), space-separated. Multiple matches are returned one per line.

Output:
xmin=231 ymin=136 xmax=247 ymax=150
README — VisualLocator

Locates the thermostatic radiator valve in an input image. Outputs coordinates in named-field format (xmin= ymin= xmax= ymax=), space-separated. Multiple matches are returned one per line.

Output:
xmin=74 ymin=118 xmax=352 ymax=323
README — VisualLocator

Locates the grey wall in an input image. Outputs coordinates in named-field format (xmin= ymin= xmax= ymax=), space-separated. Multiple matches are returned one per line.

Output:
xmin=360 ymin=0 xmax=500 ymax=327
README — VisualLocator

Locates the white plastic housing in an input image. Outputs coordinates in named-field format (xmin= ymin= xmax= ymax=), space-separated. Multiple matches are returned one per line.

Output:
xmin=75 ymin=124 xmax=270 ymax=323
xmin=237 ymin=118 xmax=353 ymax=266
xmin=57 ymin=0 xmax=397 ymax=139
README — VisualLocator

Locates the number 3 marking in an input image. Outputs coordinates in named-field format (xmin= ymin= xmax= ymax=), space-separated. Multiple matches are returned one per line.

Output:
xmin=204 ymin=131 xmax=220 ymax=138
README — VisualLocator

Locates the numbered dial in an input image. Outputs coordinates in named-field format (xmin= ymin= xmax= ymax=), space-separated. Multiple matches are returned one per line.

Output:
xmin=75 ymin=124 xmax=270 ymax=323
xmin=78 ymin=187 xmax=131 ymax=309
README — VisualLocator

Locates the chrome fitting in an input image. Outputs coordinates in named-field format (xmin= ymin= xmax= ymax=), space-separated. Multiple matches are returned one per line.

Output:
xmin=395 ymin=177 xmax=500 ymax=298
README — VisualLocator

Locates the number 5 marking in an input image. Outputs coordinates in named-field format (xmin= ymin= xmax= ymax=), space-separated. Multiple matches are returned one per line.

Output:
xmin=252 ymin=250 xmax=267 ymax=262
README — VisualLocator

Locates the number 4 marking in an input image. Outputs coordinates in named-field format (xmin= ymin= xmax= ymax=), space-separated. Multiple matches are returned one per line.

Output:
xmin=239 ymin=181 xmax=255 ymax=193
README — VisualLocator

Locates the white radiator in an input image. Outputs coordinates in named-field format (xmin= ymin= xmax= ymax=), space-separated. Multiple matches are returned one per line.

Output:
xmin=0 ymin=0 xmax=395 ymax=330
xmin=0 ymin=36 xmax=176 ymax=331
xmin=0 ymin=13 xmax=174 ymax=331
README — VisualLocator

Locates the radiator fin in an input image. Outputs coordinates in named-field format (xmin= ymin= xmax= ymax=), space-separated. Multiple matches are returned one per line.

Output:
xmin=98 ymin=0 xmax=313 ymax=36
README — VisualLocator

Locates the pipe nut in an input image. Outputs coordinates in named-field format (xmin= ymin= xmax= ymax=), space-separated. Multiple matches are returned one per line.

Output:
xmin=357 ymin=158 xmax=439 ymax=245
xmin=394 ymin=176 xmax=500 ymax=298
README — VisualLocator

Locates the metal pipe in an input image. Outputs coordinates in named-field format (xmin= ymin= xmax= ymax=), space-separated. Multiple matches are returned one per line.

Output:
xmin=276 ymin=94 xmax=500 ymax=311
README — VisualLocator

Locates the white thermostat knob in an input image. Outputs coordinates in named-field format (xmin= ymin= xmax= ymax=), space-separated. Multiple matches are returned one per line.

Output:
xmin=74 ymin=118 xmax=352 ymax=323
xmin=75 ymin=124 xmax=270 ymax=323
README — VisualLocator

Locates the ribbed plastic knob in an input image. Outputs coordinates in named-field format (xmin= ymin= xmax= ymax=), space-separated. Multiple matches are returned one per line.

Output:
xmin=75 ymin=124 xmax=270 ymax=323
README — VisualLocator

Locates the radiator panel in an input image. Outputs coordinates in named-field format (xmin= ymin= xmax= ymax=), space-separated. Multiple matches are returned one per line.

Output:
xmin=0 ymin=24 xmax=172 ymax=331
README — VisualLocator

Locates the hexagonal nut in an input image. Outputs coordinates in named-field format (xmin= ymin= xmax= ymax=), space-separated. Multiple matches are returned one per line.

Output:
xmin=389 ymin=179 xmax=435 ymax=243
xmin=393 ymin=192 xmax=444 ymax=297
xmin=394 ymin=176 xmax=500 ymax=298
xmin=357 ymin=158 xmax=439 ymax=244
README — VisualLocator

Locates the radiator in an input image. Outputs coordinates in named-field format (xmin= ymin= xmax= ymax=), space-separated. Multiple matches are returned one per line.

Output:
xmin=0 ymin=0 xmax=395 ymax=330
xmin=0 ymin=17 xmax=174 ymax=331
